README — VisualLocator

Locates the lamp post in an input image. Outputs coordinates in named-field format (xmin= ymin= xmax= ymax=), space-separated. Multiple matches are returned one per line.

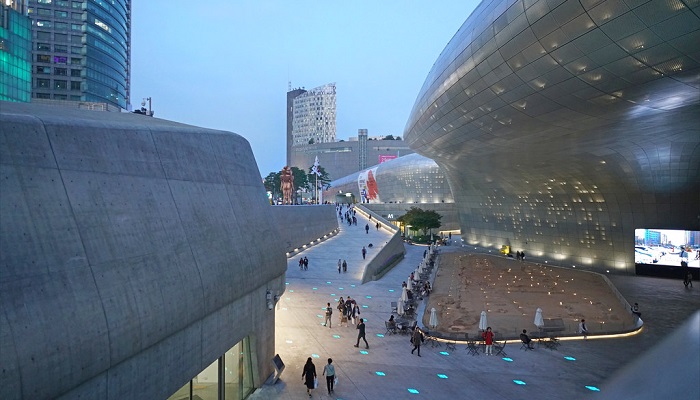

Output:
xmin=141 ymin=97 xmax=154 ymax=116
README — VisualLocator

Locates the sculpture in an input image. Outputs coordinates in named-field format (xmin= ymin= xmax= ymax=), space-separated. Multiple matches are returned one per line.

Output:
xmin=280 ymin=166 xmax=294 ymax=205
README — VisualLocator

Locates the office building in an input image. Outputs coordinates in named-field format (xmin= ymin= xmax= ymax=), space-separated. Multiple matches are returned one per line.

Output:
xmin=27 ymin=0 xmax=130 ymax=109
xmin=0 ymin=1 xmax=31 ymax=102
xmin=289 ymin=82 xmax=336 ymax=147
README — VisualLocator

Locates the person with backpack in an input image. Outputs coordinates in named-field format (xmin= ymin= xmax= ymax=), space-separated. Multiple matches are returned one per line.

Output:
xmin=323 ymin=302 xmax=333 ymax=328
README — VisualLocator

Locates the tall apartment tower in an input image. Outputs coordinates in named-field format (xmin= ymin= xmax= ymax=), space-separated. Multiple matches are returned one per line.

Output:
xmin=286 ymin=87 xmax=306 ymax=166
xmin=27 ymin=0 xmax=131 ymax=110
xmin=1 ymin=1 xmax=31 ymax=102
xmin=288 ymin=82 xmax=336 ymax=152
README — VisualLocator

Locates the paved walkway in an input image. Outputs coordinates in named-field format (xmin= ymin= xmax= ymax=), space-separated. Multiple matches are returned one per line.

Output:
xmin=250 ymin=210 xmax=700 ymax=399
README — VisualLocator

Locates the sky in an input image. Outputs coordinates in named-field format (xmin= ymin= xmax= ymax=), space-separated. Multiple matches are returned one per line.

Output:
xmin=130 ymin=1 xmax=480 ymax=177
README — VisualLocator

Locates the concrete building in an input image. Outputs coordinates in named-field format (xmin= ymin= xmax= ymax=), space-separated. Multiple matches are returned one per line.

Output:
xmin=27 ymin=0 xmax=131 ymax=109
xmin=404 ymin=0 xmax=700 ymax=273
xmin=0 ymin=1 xmax=31 ymax=102
xmin=0 ymin=102 xmax=308 ymax=400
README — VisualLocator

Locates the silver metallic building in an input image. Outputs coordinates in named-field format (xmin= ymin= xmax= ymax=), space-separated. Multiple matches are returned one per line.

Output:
xmin=404 ymin=0 xmax=700 ymax=272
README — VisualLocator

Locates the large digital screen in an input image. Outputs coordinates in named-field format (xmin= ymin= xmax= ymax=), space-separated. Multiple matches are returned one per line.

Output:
xmin=634 ymin=229 xmax=700 ymax=268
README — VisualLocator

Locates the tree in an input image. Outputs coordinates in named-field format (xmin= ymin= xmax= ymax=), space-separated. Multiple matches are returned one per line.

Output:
xmin=308 ymin=138 xmax=315 ymax=144
xmin=263 ymin=172 xmax=280 ymax=198
xmin=291 ymin=166 xmax=309 ymax=192
xmin=384 ymin=134 xmax=395 ymax=140
xmin=308 ymin=164 xmax=331 ymax=188
xmin=397 ymin=207 xmax=442 ymax=235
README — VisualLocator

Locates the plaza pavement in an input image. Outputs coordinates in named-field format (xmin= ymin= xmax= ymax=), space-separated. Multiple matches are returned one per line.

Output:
xmin=250 ymin=210 xmax=700 ymax=400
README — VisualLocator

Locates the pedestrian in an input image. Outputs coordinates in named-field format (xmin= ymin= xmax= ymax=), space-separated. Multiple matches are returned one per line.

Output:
xmin=354 ymin=318 xmax=369 ymax=349
xmin=304 ymin=257 xmax=309 ymax=271
xmin=365 ymin=224 xmax=369 ymax=234
xmin=631 ymin=303 xmax=641 ymax=318
xmin=483 ymin=326 xmax=494 ymax=355
xmin=337 ymin=259 xmax=341 ymax=274
xmin=376 ymin=222 xmax=380 ymax=230
xmin=324 ymin=302 xmax=332 ymax=328
xmin=411 ymin=326 xmax=424 ymax=356
xmin=322 ymin=358 xmax=336 ymax=395
xmin=449 ymin=232 xmax=452 ymax=240
xmin=578 ymin=319 xmax=589 ymax=340
xmin=351 ymin=303 xmax=361 ymax=325
xmin=362 ymin=246 xmax=367 ymax=260
xmin=521 ymin=251 xmax=525 ymax=261
xmin=299 ymin=258 xmax=304 ymax=270
xmin=301 ymin=357 xmax=317 ymax=397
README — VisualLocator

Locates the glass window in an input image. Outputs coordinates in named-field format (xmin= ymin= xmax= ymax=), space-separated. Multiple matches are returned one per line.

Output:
xmin=53 ymin=56 xmax=68 ymax=64
xmin=54 ymin=80 xmax=67 ymax=90
xmin=72 ymin=1 xmax=82 ymax=8
xmin=55 ymin=33 xmax=68 ymax=42
xmin=37 ymin=43 xmax=51 ymax=51
xmin=36 ymin=78 xmax=50 ymax=88
xmin=36 ymin=20 xmax=52 ymax=28
xmin=70 ymin=81 xmax=81 ymax=90
xmin=55 ymin=68 xmax=67 ymax=76
xmin=55 ymin=45 xmax=68 ymax=53
xmin=72 ymin=12 xmax=82 ymax=19
xmin=35 ymin=93 xmax=51 ymax=99
xmin=71 ymin=23 xmax=82 ymax=30
xmin=224 ymin=339 xmax=254 ymax=400
xmin=71 ymin=46 xmax=82 ymax=54
xmin=70 ymin=95 xmax=81 ymax=101
xmin=36 ymin=66 xmax=51 ymax=74
xmin=57 ymin=0 xmax=69 ymax=6
xmin=37 ymin=54 xmax=51 ymax=63
xmin=38 ymin=0 xmax=53 ymax=3
xmin=193 ymin=359 xmax=218 ymax=400
xmin=71 ymin=35 xmax=82 ymax=43
xmin=71 ymin=69 xmax=81 ymax=77
xmin=55 ymin=10 xmax=68 ymax=18
xmin=71 ymin=58 xmax=81 ymax=65
xmin=55 ymin=22 xmax=69 ymax=30
xmin=54 ymin=94 xmax=67 ymax=100
xmin=37 ymin=31 xmax=51 ymax=41
xmin=37 ymin=8 xmax=51 ymax=16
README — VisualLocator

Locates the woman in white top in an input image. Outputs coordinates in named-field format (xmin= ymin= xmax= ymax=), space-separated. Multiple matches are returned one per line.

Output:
xmin=322 ymin=358 xmax=336 ymax=395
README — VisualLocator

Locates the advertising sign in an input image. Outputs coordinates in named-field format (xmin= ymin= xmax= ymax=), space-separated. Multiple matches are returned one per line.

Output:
xmin=357 ymin=167 xmax=380 ymax=203
xmin=379 ymin=154 xmax=397 ymax=164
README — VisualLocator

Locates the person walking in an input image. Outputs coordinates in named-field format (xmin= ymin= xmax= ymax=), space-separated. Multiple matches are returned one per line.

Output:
xmin=411 ymin=327 xmax=424 ymax=356
xmin=353 ymin=318 xmax=369 ymax=349
xmin=361 ymin=246 xmax=367 ymax=260
xmin=299 ymin=258 xmax=304 ymax=270
xmin=303 ymin=257 xmax=309 ymax=271
xmin=301 ymin=357 xmax=317 ymax=397
xmin=337 ymin=259 xmax=341 ymax=274
xmin=365 ymin=223 xmax=370 ymax=234
xmin=376 ymin=222 xmax=380 ymax=230
xmin=351 ymin=302 xmax=361 ymax=325
xmin=322 ymin=358 xmax=336 ymax=395
xmin=483 ymin=326 xmax=494 ymax=355
xmin=342 ymin=259 xmax=347 ymax=273
xmin=578 ymin=319 xmax=589 ymax=340
xmin=323 ymin=303 xmax=332 ymax=328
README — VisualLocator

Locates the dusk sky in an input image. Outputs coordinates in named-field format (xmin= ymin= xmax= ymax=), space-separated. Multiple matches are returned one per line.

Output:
xmin=130 ymin=1 xmax=480 ymax=177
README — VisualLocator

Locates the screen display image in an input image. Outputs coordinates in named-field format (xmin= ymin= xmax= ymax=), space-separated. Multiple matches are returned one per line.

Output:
xmin=635 ymin=229 xmax=700 ymax=268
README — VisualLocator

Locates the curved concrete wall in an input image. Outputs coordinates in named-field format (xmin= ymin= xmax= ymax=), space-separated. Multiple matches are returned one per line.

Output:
xmin=405 ymin=0 xmax=700 ymax=272
xmin=270 ymin=205 xmax=339 ymax=253
xmin=0 ymin=103 xmax=287 ymax=399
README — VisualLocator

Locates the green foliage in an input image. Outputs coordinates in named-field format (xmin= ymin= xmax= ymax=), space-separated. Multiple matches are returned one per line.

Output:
xmin=397 ymin=207 xmax=442 ymax=235
xmin=263 ymin=172 xmax=280 ymax=196
xmin=384 ymin=134 xmax=395 ymax=140
xmin=291 ymin=167 xmax=309 ymax=192
xmin=308 ymin=164 xmax=331 ymax=187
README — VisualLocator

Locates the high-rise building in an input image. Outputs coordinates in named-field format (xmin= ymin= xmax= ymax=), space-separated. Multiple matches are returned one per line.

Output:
xmin=290 ymin=82 xmax=336 ymax=148
xmin=0 ymin=1 xmax=31 ymax=102
xmin=27 ymin=0 xmax=130 ymax=109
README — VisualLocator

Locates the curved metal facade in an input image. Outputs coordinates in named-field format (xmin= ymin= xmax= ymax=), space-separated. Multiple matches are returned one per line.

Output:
xmin=404 ymin=0 xmax=700 ymax=272
xmin=326 ymin=153 xmax=454 ymax=204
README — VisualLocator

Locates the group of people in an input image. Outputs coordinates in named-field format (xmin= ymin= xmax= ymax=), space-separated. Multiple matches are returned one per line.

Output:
xmin=298 ymin=256 xmax=309 ymax=270
xmin=515 ymin=250 xmax=526 ymax=261
xmin=302 ymin=357 xmax=337 ymax=397
xmin=337 ymin=296 xmax=362 ymax=326
xmin=337 ymin=259 xmax=348 ymax=274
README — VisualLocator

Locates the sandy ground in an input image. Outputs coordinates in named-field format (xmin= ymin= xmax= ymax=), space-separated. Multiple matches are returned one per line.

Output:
xmin=423 ymin=253 xmax=636 ymax=339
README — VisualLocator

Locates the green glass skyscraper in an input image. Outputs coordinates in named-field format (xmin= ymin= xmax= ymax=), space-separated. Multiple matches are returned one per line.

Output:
xmin=0 ymin=1 xmax=32 ymax=102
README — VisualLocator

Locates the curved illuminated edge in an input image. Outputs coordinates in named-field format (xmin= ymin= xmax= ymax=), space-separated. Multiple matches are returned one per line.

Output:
xmin=285 ymin=228 xmax=340 ymax=258
xmin=418 ymin=324 xmax=643 ymax=344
